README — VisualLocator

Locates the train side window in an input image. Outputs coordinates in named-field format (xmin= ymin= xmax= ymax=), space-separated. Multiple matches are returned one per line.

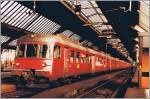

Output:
xmin=54 ymin=45 xmax=61 ymax=59
xmin=80 ymin=53 xmax=85 ymax=63
xmin=81 ymin=57 xmax=84 ymax=63
xmin=85 ymin=54 xmax=89 ymax=63
xmin=39 ymin=45 xmax=48 ymax=58
xmin=96 ymin=57 xmax=101 ymax=65
xmin=70 ymin=51 xmax=74 ymax=62
xmin=17 ymin=44 xmax=25 ymax=57
xmin=76 ymin=52 xmax=80 ymax=63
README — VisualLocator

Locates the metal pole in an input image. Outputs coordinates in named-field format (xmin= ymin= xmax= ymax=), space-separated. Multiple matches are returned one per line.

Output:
xmin=129 ymin=0 xmax=132 ymax=12
xmin=138 ymin=36 xmax=143 ymax=87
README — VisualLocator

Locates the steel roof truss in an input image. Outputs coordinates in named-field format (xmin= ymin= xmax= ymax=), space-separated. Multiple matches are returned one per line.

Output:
xmin=26 ymin=16 xmax=43 ymax=31
xmin=38 ymin=21 xmax=52 ymax=33
xmin=48 ymin=23 xmax=57 ymax=34
xmin=50 ymin=24 xmax=60 ymax=34
xmin=12 ymin=8 xmax=29 ymax=26
xmin=90 ymin=1 xmax=98 ymax=7
xmin=1 ymin=1 xmax=14 ymax=14
xmin=5 ymin=4 xmax=23 ymax=24
xmin=1 ymin=2 xmax=18 ymax=21
xmin=81 ymin=8 xmax=96 ymax=16
xmin=8 ymin=6 xmax=26 ymax=25
xmin=86 ymin=13 xmax=98 ymax=18
xmin=62 ymin=30 xmax=74 ymax=37
xmin=32 ymin=18 xmax=48 ymax=33
xmin=89 ymin=2 xmax=110 ymax=30
xmin=0 ymin=36 xmax=10 ymax=44
xmin=14 ymin=9 xmax=31 ymax=27
xmin=1 ymin=1 xmax=9 ymax=9
xmin=28 ymin=16 xmax=44 ymax=31
xmin=19 ymin=13 xmax=38 ymax=29
xmin=1 ymin=3 xmax=21 ymax=23
xmin=33 ymin=18 xmax=48 ymax=33
xmin=36 ymin=19 xmax=50 ymax=33
xmin=48 ymin=25 xmax=57 ymax=34
xmin=22 ymin=13 xmax=39 ymax=30
xmin=44 ymin=21 xmax=55 ymax=34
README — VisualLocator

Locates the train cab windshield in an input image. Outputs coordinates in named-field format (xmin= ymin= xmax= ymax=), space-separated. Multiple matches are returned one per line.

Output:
xmin=17 ymin=44 xmax=25 ymax=57
xmin=17 ymin=43 xmax=52 ymax=59
xmin=26 ymin=44 xmax=38 ymax=57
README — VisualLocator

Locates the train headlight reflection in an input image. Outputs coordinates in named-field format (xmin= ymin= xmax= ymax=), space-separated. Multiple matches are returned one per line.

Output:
xmin=42 ymin=63 xmax=46 ymax=67
xmin=16 ymin=63 xmax=20 ymax=66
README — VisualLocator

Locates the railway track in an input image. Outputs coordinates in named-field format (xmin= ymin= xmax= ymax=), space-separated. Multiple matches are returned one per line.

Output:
xmin=1 ymin=68 xmax=132 ymax=98
xmin=62 ymin=69 xmax=131 ymax=98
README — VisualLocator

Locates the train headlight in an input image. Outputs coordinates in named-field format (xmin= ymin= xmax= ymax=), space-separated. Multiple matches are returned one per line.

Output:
xmin=12 ymin=62 xmax=15 ymax=65
xmin=16 ymin=62 xmax=20 ymax=66
xmin=42 ymin=63 xmax=46 ymax=67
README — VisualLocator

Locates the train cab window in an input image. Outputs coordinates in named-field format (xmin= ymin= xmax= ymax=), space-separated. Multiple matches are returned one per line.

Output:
xmin=70 ymin=51 xmax=74 ymax=62
xmin=76 ymin=52 xmax=80 ymax=63
xmin=17 ymin=44 xmax=25 ymax=57
xmin=26 ymin=44 xmax=38 ymax=57
xmin=39 ymin=45 xmax=48 ymax=58
xmin=54 ymin=45 xmax=61 ymax=59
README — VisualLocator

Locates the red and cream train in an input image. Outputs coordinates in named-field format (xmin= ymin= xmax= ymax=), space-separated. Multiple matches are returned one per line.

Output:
xmin=12 ymin=34 xmax=131 ymax=81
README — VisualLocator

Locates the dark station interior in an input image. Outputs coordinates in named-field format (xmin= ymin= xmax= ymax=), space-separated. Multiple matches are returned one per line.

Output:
xmin=1 ymin=1 xmax=149 ymax=98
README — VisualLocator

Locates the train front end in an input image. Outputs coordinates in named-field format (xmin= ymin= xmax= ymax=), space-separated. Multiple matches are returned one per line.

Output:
xmin=12 ymin=41 xmax=54 ymax=80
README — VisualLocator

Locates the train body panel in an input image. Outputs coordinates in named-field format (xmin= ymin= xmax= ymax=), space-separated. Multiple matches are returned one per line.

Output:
xmin=12 ymin=34 xmax=132 ymax=81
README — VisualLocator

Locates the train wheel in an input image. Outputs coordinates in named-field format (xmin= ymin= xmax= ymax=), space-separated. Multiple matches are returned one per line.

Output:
xmin=48 ymin=81 xmax=61 ymax=87
xmin=35 ymin=76 xmax=49 ymax=84
xmin=65 ymin=78 xmax=72 ymax=84
xmin=16 ymin=75 xmax=27 ymax=89
xmin=57 ymin=78 xmax=66 ymax=84
xmin=71 ymin=76 xmax=78 ymax=82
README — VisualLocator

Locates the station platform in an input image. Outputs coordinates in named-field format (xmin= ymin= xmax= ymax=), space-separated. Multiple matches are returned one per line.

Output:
xmin=1 ymin=84 xmax=16 ymax=94
xmin=124 ymin=68 xmax=149 ymax=98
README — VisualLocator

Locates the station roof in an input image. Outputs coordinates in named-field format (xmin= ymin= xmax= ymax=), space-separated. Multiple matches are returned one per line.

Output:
xmin=134 ymin=1 xmax=149 ymax=48
xmin=1 ymin=1 xmax=149 ymax=62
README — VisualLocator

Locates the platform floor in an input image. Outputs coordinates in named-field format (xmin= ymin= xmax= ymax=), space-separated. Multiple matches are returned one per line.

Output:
xmin=1 ymin=84 xmax=16 ymax=94
xmin=124 ymin=68 xmax=149 ymax=98
xmin=1 ymin=68 xmax=149 ymax=98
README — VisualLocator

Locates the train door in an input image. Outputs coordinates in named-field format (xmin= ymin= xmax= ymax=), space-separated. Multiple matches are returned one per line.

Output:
xmin=64 ymin=47 xmax=69 ymax=77
xmin=91 ymin=55 xmax=95 ymax=73
xmin=52 ymin=44 xmax=63 ymax=80
xmin=68 ymin=50 xmax=75 ymax=76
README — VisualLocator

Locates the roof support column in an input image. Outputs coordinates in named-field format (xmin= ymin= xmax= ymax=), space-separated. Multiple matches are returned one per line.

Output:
xmin=138 ymin=36 xmax=143 ymax=87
